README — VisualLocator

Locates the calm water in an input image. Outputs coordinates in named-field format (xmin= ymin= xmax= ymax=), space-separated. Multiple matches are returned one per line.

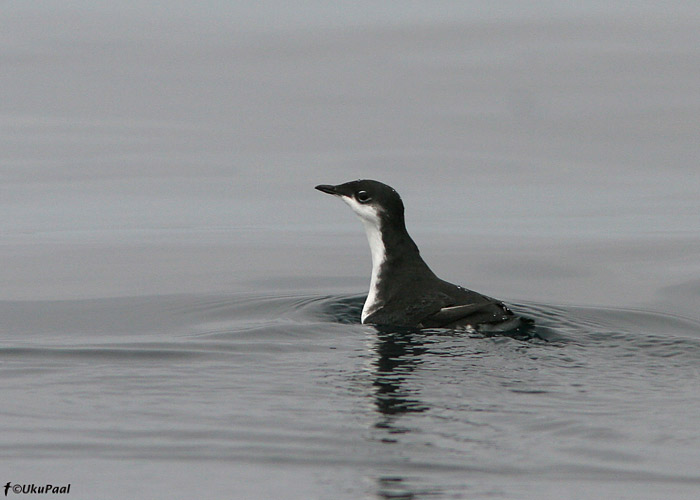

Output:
xmin=2 ymin=3 xmax=700 ymax=499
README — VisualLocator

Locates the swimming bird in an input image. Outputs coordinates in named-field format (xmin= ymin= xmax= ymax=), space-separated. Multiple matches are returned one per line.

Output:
xmin=315 ymin=179 xmax=524 ymax=331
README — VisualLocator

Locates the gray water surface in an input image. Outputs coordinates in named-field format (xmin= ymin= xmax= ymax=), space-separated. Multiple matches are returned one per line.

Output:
xmin=2 ymin=3 xmax=700 ymax=499
xmin=2 ymin=290 xmax=700 ymax=499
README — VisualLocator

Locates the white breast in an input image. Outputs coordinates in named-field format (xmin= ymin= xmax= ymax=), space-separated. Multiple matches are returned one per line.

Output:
xmin=340 ymin=197 xmax=386 ymax=323
xmin=360 ymin=218 xmax=385 ymax=322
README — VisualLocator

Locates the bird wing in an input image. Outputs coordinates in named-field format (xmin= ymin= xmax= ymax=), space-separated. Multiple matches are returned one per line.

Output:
xmin=362 ymin=279 xmax=519 ymax=330
xmin=421 ymin=303 xmax=492 ymax=325
xmin=418 ymin=281 xmax=519 ymax=329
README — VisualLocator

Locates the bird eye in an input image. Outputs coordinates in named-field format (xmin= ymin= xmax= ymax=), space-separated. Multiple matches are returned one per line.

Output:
xmin=355 ymin=190 xmax=371 ymax=203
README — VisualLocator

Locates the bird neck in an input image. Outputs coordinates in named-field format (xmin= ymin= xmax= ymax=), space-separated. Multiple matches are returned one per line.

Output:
xmin=362 ymin=216 xmax=431 ymax=283
xmin=360 ymin=216 xmax=433 ymax=323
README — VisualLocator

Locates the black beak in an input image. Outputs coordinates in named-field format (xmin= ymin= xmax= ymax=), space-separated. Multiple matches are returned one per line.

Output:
xmin=315 ymin=184 xmax=339 ymax=195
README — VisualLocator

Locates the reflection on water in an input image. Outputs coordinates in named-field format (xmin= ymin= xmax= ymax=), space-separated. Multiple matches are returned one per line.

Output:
xmin=372 ymin=330 xmax=431 ymax=423
xmin=375 ymin=475 xmax=440 ymax=500
xmin=361 ymin=302 xmax=561 ymax=437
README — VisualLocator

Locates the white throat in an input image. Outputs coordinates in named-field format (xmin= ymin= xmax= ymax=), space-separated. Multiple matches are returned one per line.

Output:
xmin=340 ymin=197 xmax=386 ymax=322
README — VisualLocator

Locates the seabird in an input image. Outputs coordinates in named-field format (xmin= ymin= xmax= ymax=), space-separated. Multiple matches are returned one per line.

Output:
xmin=315 ymin=179 xmax=525 ymax=331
